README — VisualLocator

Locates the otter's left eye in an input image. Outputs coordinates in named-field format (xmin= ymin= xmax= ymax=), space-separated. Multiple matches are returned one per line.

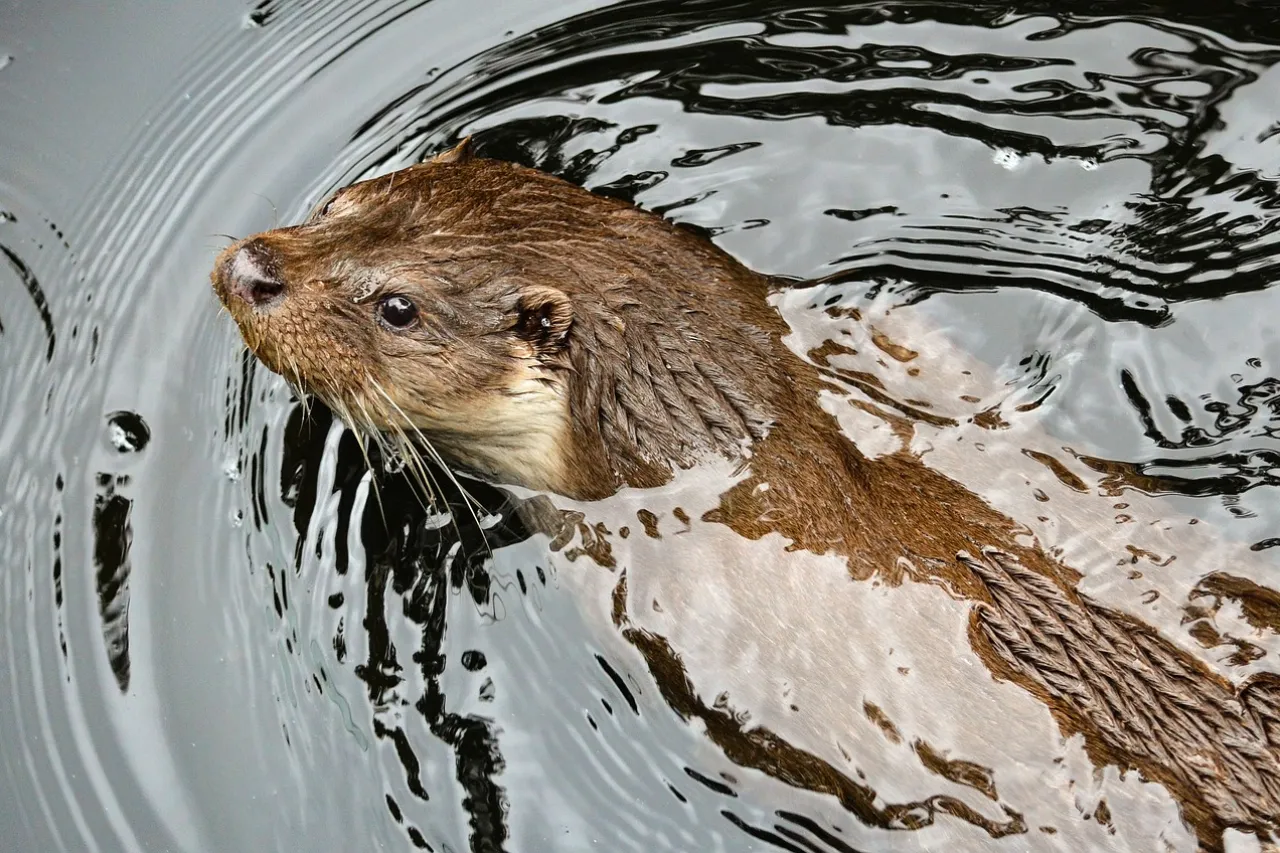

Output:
xmin=377 ymin=294 xmax=419 ymax=330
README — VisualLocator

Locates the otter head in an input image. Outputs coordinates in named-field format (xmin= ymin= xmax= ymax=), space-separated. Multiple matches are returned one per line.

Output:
xmin=212 ymin=139 xmax=783 ymax=500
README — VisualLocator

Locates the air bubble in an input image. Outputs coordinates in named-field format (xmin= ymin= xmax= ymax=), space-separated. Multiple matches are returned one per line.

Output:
xmin=105 ymin=411 xmax=151 ymax=453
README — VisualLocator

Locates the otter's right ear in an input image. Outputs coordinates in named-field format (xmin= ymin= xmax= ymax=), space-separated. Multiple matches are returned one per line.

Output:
xmin=515 ymin=286 xmax=573 ymax=355
xmin=432 ymin=136 xmax=476 ymax=165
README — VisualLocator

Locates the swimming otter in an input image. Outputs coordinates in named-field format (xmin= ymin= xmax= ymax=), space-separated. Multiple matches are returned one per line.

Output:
xmin=211 ymin=138 xmax=1280 ymax=850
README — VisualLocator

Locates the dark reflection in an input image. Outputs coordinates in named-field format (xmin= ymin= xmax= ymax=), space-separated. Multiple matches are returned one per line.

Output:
xmin=92 ymin=473 xmax=133 ymax=692
xmin=723 ymin=808 xmax=880 ymax=853
xmin=278 ymin=401 xmax=555 ymax=853
xmin=1070 ymin=448 xmax=1280 ymax=499
xmin=346 ymin=0 xmax=1280 ymax=325
xmin=1041 ymin=365 xmax=1280 ymax=505
xmin=612 ymin=565 xmax=1035 ymax=838
xmin=1119 ymin=368 xmax=1280 ymax=451
xmin=271 ymin=394 xmax=1045 ymax=851
xmin=807 ymin=273 xmax=1280 ymax=506
xmin=105 ymin=410 xmax=151 ymax=454
xmin=0 ymin=243 xmax=55 ymax=360
xmin=245 ymin=0 xmax=278 ymax=29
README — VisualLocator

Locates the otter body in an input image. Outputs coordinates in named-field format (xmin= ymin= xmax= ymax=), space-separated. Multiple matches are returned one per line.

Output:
xmin=212 ymin=139 xmax=1280 ymax=850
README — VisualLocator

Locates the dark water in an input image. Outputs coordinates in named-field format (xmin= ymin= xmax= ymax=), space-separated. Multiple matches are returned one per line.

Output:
xmin=3 ymin=1 xmax=1280 ymax=851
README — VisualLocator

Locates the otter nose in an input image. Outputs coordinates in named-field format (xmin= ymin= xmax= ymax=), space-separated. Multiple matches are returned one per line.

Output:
xmin=224 ymin=239 xmax=285 ymax=307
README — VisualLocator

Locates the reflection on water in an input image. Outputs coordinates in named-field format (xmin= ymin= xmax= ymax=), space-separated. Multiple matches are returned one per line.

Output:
xmin=2 ymin=1 xmax=1279 ymax=851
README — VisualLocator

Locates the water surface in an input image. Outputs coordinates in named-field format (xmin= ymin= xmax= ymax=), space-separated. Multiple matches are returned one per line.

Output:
xmin=2 ymin=1 xmax=1279 ymax=851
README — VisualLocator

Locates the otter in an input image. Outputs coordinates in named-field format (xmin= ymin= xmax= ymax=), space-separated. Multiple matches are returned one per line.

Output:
xmin=211 ymin=138 xmax=1280 ymax=851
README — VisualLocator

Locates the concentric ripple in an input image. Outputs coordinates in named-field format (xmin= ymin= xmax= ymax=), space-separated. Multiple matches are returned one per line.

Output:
xmin=2 ymin=1 xmax=1278 ymax=852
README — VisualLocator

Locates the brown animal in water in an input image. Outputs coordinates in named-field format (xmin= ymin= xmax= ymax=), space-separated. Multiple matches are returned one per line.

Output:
xmin=211 ymin=138 xmax=1280 ymax=851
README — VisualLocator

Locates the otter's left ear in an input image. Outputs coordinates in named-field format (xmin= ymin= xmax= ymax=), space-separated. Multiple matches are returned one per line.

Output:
xmin=432 ymin=136 xmax=476 ymax=165
xmin=516 ymin=286 xmax=573 ymax=356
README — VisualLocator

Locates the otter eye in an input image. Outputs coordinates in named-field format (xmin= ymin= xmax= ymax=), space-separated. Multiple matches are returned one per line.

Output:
xmin=377 ymin=294 xmax=419 ymax=330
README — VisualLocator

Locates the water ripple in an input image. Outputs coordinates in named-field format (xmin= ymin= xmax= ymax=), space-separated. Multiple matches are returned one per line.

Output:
xmin=3 ymin=1 xmax=1280 ymax=851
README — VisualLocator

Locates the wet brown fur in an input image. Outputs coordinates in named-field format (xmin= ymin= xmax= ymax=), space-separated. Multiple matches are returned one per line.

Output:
xmin=212 ymin=139 xmax=1280 ymax=848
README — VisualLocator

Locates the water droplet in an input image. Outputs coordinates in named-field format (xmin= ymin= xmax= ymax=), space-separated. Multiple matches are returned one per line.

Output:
xmin=105 ymin=411 xmax=151 ymax=453
xmin=230 ymin=508 xmax=244 ymax=528
xmin=992 ymin=148 xmax=1021 ymax=170
xmin=0 ymin=55 xmax=12 ymax=72
xmin=222 ymin=457 xmax=242 ymax=481
xmin=1078 ymin=158 xmax=1098 ymax=171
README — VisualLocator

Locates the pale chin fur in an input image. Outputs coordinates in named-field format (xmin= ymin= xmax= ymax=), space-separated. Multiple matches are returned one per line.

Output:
xmin=417 ymin=363 xmax=571 ymax=493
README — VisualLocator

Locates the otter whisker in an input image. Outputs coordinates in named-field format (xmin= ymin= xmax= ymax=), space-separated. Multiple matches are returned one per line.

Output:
xmin=337 ymin=399 xmax=404 ymax=528
xmin=360 ymin=396 xmax=441 ymax=525
xmin=355 ymin=387 xmax=446 ymax=516
xmin=407 ymin=433 xmax=493 ymax=562
xmin=252 ymin=193 xmax=280 ymax=229
xmin=369 ymin=380 xmax=492 ymax=558
xmin=378 ymin=423 xmax=461 ymax=550
xmin=389 ymin=427 xmax=444 ymax=511
xmin=330 ymin=400 xmax=394 ymax=528
xmin=344 ymin=399 xmax=390 ymax=524
xmin=369 ymin=383 xmax=474 ymax=504
xmin=371 ymin=392 xmax=455 ymax=513
xmin=284 ymin=355 xmax=314 ymax=424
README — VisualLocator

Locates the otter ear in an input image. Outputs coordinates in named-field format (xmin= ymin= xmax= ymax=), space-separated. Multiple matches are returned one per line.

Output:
xmin=432 ymin=136 xmax=476 ymax=165
xmin=515 ymin=286 xmax=573 ymax=355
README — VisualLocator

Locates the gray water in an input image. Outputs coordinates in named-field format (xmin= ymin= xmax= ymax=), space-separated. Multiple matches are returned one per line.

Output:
xmin=3 ymin=1 xmax=1279 ymax=851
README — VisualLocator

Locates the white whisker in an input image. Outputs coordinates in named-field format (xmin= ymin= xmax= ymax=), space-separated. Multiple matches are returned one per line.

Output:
xmin=289 ymin=357 xmax=316 ymax=423
xmin=369 ymin=379 xmax=493 ymax=559
xmin=362 ymin=386 xmax=447 ymax=516
xmin=347 ymin=400 xmax=388 ymax=525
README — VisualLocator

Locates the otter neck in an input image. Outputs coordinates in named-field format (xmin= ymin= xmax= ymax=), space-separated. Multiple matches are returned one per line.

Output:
xmin=552 ymin=294 xmax=799 ymax=500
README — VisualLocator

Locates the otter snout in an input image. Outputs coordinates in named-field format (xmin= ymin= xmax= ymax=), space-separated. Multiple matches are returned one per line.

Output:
xmin=217 ymin=238 xmax=285 ymax=308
